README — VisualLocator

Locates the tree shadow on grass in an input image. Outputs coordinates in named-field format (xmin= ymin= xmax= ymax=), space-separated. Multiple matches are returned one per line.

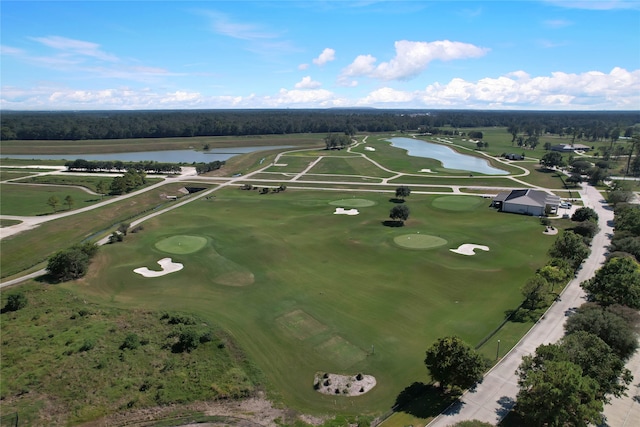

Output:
xmin=392 ymin=382 xmax=462 ymax=419
xmin=382 ymin=220 xmax=404 ymax=227
xmin=389 ymin=198 xmax=406 ymax=204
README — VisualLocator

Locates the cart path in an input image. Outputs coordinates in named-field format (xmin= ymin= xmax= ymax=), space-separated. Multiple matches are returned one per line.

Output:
xmin=427 ymin=184 xmax=617 ymax=426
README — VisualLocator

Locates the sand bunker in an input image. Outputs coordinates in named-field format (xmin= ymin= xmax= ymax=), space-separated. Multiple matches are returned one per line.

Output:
xmin=543 ymin=226 xmax=558 ymax=235
xmin=314 ymin=372 xmax=376 ymax=396
xmin=334 ymin=208 xmax=359 ymax=215
xmin=420 ymin=168 xmax=436 ymax=173
xmin=450 ymin=244 xmax=490 ymax=256
xmin=364 ymin=146 xmax=376 ymax=151
xmin=134 ymin=258 xmax=184 ymax=277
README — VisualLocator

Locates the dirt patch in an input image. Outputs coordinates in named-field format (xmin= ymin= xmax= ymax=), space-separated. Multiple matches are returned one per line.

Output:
xmin=82 ymin=393 xmax=320 ymax=427
xmin=313 ymin=372 xmax=376 ymax=396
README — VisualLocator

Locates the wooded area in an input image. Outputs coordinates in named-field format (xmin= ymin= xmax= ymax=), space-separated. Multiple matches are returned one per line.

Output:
xmin=2 ymin=109 xmax=638 ymax=141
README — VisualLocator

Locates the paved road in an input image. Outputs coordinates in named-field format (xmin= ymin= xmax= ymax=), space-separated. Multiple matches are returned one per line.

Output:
xmin=427 ymin=184 xmax=616 ymax=426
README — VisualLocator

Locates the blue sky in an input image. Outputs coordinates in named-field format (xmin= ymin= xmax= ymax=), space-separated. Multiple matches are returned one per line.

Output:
xmin=1 ymin=0 xmax=639 ymax=110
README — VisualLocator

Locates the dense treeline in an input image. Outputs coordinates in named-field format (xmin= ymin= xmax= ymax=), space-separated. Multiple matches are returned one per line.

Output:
xmin=65 ymin=159 xmax=182 ymax=174
xmin=1 ymin=109 xmax=638 ymax=141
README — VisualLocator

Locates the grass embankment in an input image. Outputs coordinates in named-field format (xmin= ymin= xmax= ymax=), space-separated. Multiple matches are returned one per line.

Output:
xmin=70 ymin=189 xmax=554 ymax=417
xmin=0 ymin=133 xmax=325 ymax=155
xmin=0 ymin=182 xmax=212 ymax=279
xmin=0 ymin=284 xmax=262 ymax=426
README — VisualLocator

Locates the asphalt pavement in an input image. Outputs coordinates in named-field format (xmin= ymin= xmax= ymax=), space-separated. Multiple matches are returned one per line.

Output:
xmin=427 ymin=184 xmax=624 ymax=426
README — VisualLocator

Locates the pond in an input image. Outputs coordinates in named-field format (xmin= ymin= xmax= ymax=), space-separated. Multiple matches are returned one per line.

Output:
xmin=2 ymin=145 xmax=293 ymax=164
xmin=387 ymin=137 xmax=508 ymax=175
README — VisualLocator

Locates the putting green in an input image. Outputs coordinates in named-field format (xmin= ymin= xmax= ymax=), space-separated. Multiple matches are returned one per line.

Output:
xmin=394 ymin=234 xmax=447 ymax=249
xmin=432 ymin=195 xmax=485 ymax=211
xmin=329 ymin=198 xmax=375 ymax=208
xmin=155 ymin=235 xmax=208 ymax=254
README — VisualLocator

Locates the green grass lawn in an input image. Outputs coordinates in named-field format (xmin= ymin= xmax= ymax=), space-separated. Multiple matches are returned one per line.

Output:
xmin=308 ymin=156 xmax=395 ymax=178
xmin=0 ymin=184 xmax=103 ymax=216
xmin=0 ymin=182 xmax=208 ymax=279
xmin=70 ymin=189 xmax=554 ymax=417
xmin=14 ymin=174 xmax=116 ymax=192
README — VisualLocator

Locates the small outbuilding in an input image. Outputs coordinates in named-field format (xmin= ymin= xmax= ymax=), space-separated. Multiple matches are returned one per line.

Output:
xmin=492 ymin=189 xmax=561 ymax=216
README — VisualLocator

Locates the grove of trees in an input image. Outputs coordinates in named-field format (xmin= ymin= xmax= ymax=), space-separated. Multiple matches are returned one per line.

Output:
xmin=47 ymin=242 xmax=99 ymax=282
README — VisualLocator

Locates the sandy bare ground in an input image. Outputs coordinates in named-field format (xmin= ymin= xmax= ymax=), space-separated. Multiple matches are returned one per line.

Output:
xmin=133 ymin=258 xmax=183 ymax=277
xmin=333 ymin=208 xmax=359 ymax=215
xmin=449 ymin=244 xmax=489 ymax=256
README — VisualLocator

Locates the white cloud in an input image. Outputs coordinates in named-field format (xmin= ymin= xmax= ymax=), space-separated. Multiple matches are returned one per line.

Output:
xmin=294 ymin=76 xmax=321 ymax=89
xmin=312 ymin=48 xmax=336 ymax=66
xmin=340 ymin=40 xmax=489 ymax=82
xmin=544 ymin=0 xmax=640 ymax=10
xmin=202 ymin=10 xmax=278 ymax=40
xmin=1 ymin=45 xmax=25 ymax=56
xmin=31 ymin=36 xmax=119 ymax=62
xmin=543 ymin=19 xmax=573 ymax=28
xmin=298 ymin=63 xmax=309 ymax=70
xmin=2 ymin=67 xmax=637 ymax=110
xmin=358 ymin=87 xmax=416 ymax=104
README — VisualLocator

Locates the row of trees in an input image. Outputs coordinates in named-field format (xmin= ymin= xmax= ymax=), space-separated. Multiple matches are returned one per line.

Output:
xmin=65 ymin=159 xmax=182 ymax=174
xmin=514 ymin=204 xmax=640 ymax=425
xmin=2 ymin=110 xmax=637 ymax=141
xmin=194 ymin=160 xmax=225 ymax=174
xmin=46 ymin=195 xmax=74 ymax=212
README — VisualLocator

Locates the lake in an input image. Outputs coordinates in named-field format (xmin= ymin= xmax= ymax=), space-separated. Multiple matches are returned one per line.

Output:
xmin=2 ymin=145 xmax=293 ymax=163
xmin=388 ymin=137 xmax=508 ymax=175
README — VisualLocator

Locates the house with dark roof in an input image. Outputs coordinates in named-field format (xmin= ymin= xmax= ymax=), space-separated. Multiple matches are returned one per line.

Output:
xmin=550 ymin=143 xmax=591 ymax=152
xmin=492 ymin=189 xmax=561 ymax=216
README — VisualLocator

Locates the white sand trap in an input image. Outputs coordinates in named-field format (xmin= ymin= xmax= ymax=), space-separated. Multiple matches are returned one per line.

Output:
xmin=334 ymin=208 xmax=359 ymax=215
xmin=450 ymin=244 xmax=490 ymax=256
xmin=364 ymin=146 xmax=376 ymax=151
xmin=419 ymin=168 xmax=436 ymax=173
xmin=134 ymin=258 xmax=184 ymax=277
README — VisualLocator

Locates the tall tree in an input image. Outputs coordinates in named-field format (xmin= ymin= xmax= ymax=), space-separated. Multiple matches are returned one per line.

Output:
xmin=565 ymin=304 xmax=639 ymax=360
xmin=581 ymin=256 xmax=640 ymax=309
xmin=548 ymin=231 xmax=590 ymax=269
xmin=425 ymin=336 xmax=487 ymax=392
xmin=540 ymin=151 xmax=564 ymax=169
xmin=389 ymin=204 xmax=410 ymax=224
xmin=46 ymin=195 xmax=60 ymax=212
xmin=64 ymin=195 xmax=74 ymax=210
xmin=395 ymin=186 xmax=411 ymax=200
xmin=516 ymin=358 xmax=603 ymax=426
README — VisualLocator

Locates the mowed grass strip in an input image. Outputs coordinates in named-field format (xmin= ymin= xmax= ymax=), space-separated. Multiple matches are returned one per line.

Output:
xmin=74 ymin=189 xmax=554 ymax=416
xmin=276 ymin=309 xmax=328 ymax=340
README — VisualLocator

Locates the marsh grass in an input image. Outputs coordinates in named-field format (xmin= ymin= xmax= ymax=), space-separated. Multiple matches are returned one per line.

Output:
xmin=0 ymin=284 xmax=262 ymax=426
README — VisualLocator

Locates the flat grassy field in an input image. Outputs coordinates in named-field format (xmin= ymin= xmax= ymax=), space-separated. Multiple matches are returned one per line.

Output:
xmin=0 ymin=182 xmax=211 ymax=279
xmin=0 ymin=184 xmax=103 ymax=216
xmin=70 ymin=188 xmax=554 ymax=417
xmin=14 ymin=174 xmax=116 ymax=192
